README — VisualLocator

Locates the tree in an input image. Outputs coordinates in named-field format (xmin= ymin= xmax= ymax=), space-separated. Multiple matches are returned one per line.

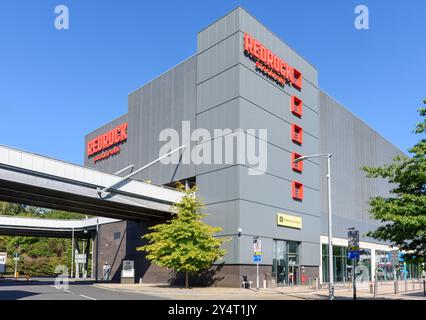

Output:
xmin=137 ymin=184 xmax=227 ymax=288
xmin=362 ymin=100 xmax=426 ymax=263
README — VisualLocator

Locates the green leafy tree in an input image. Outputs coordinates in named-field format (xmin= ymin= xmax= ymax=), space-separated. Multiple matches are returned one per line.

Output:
xmin=137 ymin=184 xmax=227 ymax=288
xmin=363 ymin=100 xmax=426 ymax=263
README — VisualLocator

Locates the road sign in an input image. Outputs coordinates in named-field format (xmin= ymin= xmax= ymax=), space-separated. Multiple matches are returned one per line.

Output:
xmin=348 ymin=251 xmax=360 ymax=260
xmin=0 ymin=252 xmax=6 ymax=274
xmin=253 ymin=239 xmax=262 ymax=254
xmin=252 ymin=255 xmax=262 ymax=263
xmin=75 ymin=254 xmax=86 ymax=264
xmin=348 ymin=230 xmax=360 ymax=252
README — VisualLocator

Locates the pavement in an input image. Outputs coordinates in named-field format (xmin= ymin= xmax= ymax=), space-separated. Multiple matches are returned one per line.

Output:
xmin=1 ymin=277 xmax=425 ymax=300
xmin=94 ymin=280 xmax=426 ymax=300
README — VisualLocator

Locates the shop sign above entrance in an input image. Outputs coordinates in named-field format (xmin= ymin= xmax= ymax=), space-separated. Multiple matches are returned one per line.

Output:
xmin=277 ymin=213 xmax=302 ymax=229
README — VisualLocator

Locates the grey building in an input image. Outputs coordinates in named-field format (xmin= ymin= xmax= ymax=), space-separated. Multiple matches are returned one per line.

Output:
xmin=84 ymin=7 xmax=403 ymax=287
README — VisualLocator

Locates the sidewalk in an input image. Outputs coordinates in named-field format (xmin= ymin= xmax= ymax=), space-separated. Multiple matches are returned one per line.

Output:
xmin=93 ymin=281 xmax=426 ymax=300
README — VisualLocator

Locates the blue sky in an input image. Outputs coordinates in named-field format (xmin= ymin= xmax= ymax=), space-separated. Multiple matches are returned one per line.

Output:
xmin=0 ymin=0 xmax=424 ymax=164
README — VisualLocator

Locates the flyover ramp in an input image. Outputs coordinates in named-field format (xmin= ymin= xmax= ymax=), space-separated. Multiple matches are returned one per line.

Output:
xmin=0 ymin=145 xmax=183 ymax=221
xmin=0 ymin=216 xmax=118 ymax=238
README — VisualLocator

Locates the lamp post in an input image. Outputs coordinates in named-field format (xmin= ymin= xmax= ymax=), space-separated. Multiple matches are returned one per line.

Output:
xmin=294 ymin=153 xmax=334 ymax=300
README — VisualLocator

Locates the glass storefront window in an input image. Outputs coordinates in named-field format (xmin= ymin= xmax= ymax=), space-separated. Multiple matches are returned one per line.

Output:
xmin=375 ymin=250 xmax=394 ymax=281
xmin=322 ymin=244 xmax=350 ymax=283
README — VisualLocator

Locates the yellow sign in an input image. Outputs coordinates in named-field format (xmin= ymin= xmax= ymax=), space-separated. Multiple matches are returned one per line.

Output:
xmin=277 ymin=213 xmax=302 ymax=229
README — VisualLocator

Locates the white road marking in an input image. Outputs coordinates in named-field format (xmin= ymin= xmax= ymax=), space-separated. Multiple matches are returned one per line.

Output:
xmin=80 ymin=294 xmax=97 ymax=300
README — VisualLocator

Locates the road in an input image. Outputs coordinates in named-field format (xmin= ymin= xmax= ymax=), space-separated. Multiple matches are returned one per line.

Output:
xmin=0 ymin=278 xmax=166 ymax=300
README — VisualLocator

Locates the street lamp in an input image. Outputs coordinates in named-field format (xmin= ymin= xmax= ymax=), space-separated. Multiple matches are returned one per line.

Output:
xmin=294 ymin=153 xmax=334 ymax=300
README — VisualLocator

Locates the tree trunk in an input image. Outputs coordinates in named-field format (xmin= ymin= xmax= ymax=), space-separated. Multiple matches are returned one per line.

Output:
xmin=185 ymin=271 xmax=189 ymax=289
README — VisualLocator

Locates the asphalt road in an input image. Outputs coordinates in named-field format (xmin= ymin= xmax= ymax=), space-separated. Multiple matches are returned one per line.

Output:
xmin=0 ymin=278 xmax=166 ymax=300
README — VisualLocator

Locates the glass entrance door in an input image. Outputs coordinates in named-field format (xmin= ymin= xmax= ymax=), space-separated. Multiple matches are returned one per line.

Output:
xmin=273 ymin=240 xmax=300 ymax=286
xmin=273 ymin=240 xmax=287 ymax=286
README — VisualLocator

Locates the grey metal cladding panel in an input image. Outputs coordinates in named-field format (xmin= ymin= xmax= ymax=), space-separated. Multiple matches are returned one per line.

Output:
xmin=196 ymin=165 xmax=240 ymax=205
xmin=319 ymin=91 xmax=404 ymax=232
xmin=238 ymin=199 xmax=320 ymax=244
xmin=238 ymin=8 xmax=317 ymax=85
xmin=127 ymin=57 xmax=197 ymax=184
xmin=197 ymin=99 xmax=320 ymax=168
xmin=239 ymin=63 xmax=319 ymax=115
xmin=196 ymin=97 xmax=319 ymax=164
xmin=322 ymin=215 xmax=384 ymax=245
xmin=194 ymin=133 xmax=320 ymax=190
xmin=216 ymin=234 xmax=239 ymax=264
xmin=300 ymin=242 xmax=320 ymax=266
xmin=203 ymin=200 xmax=240 ymax=236
xmin=83 ymin=114 xmax=129 ymax=173
xmin=196 ymin=99 xmax=240 ymax=132
xmin=198 ymin=7 xmax=317 ymax=85
xmin=197 ymin=32 xmax=240 ymax=84
xmin=238 ymin=166 xmax=321 ymax=217
xmin=197 ymin=8 xmax=240 ymax=53
xmin=267 ymin=143 xmax=320 ymax=190
xmin=197 ymin=65 xmax=239 ymax=114
xmin=239 ymin=98 xmax=320 ymax=161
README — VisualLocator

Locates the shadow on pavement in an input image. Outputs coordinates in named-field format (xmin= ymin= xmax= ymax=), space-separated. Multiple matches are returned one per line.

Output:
xmin=0 ymin=290 xmax=39 ymax=300
xmin=400 ymin=291 xmax=426 ymax=298
xmin=0 ymin=277 xmax=97 ymax=287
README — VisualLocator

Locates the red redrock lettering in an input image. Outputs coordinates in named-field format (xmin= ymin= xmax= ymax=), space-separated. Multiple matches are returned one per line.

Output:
xmin=87 ymin=122 xmax=128 ymax=157
xmin=243 ymin=32 xmax=303 ymax=90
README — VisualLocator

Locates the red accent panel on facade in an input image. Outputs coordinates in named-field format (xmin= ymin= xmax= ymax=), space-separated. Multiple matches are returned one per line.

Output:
xmin=291 ymin=152 xmax=303 ymax=172
xmin=292 ymin=181 xmax=304 ymax=200
xmin=291 ymin=124 xmax=303 ymax=144
xmin=291 ymin=96 xmax=303 ymax=118
xmin=293 ymin=68 xmax=303 ymax=90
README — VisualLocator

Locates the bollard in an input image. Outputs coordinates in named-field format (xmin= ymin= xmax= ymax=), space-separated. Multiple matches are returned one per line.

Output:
xmin=369 ymin=283 xmax=373 ymax=294
xmin=394 ymin=281 xmax=398 ymax=294
xmin=423 ymin=280 xmax=425 ymax=296
xmin=373 ymin=278 xmax=377 ymax=299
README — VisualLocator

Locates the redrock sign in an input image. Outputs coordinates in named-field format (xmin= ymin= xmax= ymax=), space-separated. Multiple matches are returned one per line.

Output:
xmin=244 ymin=33 xmax=302 ymax=90
xmin=87 ymin=122 xmax=128 ymax=163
